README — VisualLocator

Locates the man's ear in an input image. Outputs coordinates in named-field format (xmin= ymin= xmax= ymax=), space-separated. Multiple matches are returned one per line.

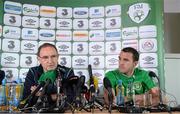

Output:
xmin=133 ymin=61 xmax=138 ymax=67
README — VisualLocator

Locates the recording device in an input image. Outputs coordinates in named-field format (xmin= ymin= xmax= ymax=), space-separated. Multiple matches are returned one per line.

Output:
xmin=19 ymin=81 xmax=46 ymax=109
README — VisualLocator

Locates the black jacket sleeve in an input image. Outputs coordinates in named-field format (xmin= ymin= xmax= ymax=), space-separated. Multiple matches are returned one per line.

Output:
xmin=22 ymin=68 xmax=39 ymax=99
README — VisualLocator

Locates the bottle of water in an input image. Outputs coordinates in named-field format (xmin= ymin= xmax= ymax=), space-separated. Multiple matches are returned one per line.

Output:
xmin=0 ymin=79 xmax=6 ymax=111
xmin=116 ymin=80 xmax=124 ymax=106
xmin=126 ymin=81 xmax=135 ymax=105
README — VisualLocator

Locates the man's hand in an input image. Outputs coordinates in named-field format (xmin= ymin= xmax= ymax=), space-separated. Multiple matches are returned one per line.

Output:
xmin=30 ymin=85 xmax=42 ymax=96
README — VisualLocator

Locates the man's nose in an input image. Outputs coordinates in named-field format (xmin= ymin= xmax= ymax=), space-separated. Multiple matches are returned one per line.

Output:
xmin=47 ymin=57 xmax=53 ymax=63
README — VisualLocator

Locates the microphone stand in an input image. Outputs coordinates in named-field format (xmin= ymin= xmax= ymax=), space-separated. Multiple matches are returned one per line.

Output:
xmin=149 ymin=71 xmax=171 ymax=113
xmin=80 ymin=65 xmax=103 ymax=112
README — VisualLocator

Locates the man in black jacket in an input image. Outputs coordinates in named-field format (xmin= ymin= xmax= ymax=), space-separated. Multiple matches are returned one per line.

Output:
xmin=0 ymin=70 xmax=5 ymax=85
xmin=22 ymin=43 xmax=75 ymax=108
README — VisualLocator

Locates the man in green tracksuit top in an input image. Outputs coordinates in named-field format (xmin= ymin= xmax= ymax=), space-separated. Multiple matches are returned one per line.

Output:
xmin=104 ymin=47 xmax=159 ymax=107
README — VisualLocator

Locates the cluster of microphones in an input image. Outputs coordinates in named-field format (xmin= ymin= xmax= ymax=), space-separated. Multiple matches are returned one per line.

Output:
xmin=18 ymin=66 xmax=180 ymax=113
xmin=18 ymin=65 xmax=103 ymax=113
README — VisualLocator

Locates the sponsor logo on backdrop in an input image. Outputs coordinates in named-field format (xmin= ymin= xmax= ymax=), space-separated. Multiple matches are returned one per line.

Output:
xmin=73 ymin=31 xmax=88 ymax=41
xmin=106 ymin=55 xmax=119 ymax=68
xmin=89 ymin=7 xmax=104 ymax=18
xmin=22 ymin=16 xmax=39 ymax=28
xmin=20 ymin=54 xmax=37 ymax=67
xmin=106 ymin=5 xmax=121 ymax=17
xmin=128 ymin=3 xmax=151 ymax=23
xmin=57 ymin=19 xmax=72 ymax=29
xmin=89 ymin=56 xmax=104 ymax=68
xmin=40 ymin=33 xmax=53 ymax=37
xmin=23 ymin=4 xmax=39 ymax=16
xmin=122 ymin=27 xmax=138 ymax=39
xmin=21 ymin=41 xmax=38 ymax=53
xmin=24 ymin=43 xmax=35 ymax=50
xmin=140 ymin=53 xmax=157 ymax=67
xmin=1 ymin=68 xmax=19 ymax=82
xmin=1 ymin=53 xmax=19 ymax=67
xmin=2 ymin=39 xmax=20 ymax=52
xmin=122 ymin=40 xmax=138 ymax=50
xmin=89 ymin=42 xmax=104 ymax=55
xmin=108 ymin=58 xmax=118 ymax=65
xmin=40 ymin=18 xmax=56 ymax=29
xmin=56 ymin=42 xmax=71 ymax=54
xmin=89 ymin=18 xmax=104 ymax=29
xmin=73 ymin=42 xmax=88 ymax=55
xmin=22 ymin=28 xmax=38 ymax=40
xmin=139 ymin=25 xmax=157 ymax=38
xmin=73 ymin=19 xmax=88 ymax=30
xmin=89 ymin=30 xmax=104 ymax=41
xmin=59 ymin=45 xmax=69 ymax=51
xmin=57 ymin=7 xmax=72 ymax=18
xmin=4 ymin=14 xmax=21 ymax=27
xmin=3 ymin=26 xmax=21 ymax=39
xmin=106 ymin=17 xmax=121 ymax=29
xmin=73 ymin=7 xmax=88 ymax=18
xmin=105 ymin=29 xmax=121 ymax=40
xmin=39 ymin=29 xmax=55 ymax=41
xmin=73 ymin=56 xmax=88 ymax=68
xmin=40 ymin=6 xmax=56 ymax=17
xmin=56 ymin=30 xmax=72 ymax=41
xmin=140 ymin=39 xmax=157 ymax=52
xmin=105 ymin=41 xmax=121 ymax=54
xmin=59 ymin=56 xmax=71 ymax=67
xmin=4 ymin=1 xmax=22 ymax=14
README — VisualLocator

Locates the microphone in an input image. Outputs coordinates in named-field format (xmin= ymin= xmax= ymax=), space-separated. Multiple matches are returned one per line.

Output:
xmin=0 ymin=70 xmax=5 ymax=85
xmin=74 ymin=75 xmax=85 ymax=107
xmin=19 ymin=81 xmax=46 ymax=108
xmin=76 ymin=75 xmax=85 ymax=97
xmin=149 ymin=71 xmax=159 ymax=80
xmin=88 ymin=64 xmax=95 ymax=94
xmin=103 ymin=77 xmax=113 ymax=113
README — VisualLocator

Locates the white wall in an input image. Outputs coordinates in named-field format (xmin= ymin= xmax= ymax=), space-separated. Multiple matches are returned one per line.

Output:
xmin=165 ymin=54 xmax=180 ymax=106
xmin=164 ymin=0 xmax=180 ymax=13
xmin=164 ymin=0 xmax=180 ymax=106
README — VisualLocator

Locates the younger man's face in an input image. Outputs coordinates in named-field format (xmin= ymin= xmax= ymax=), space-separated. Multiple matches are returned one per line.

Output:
xmin=118 ymin=51 xmax=138 ymax=75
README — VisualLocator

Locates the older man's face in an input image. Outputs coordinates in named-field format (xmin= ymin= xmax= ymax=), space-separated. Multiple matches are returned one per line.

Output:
xmin=38 ymin=46 xmax=59 ymax=72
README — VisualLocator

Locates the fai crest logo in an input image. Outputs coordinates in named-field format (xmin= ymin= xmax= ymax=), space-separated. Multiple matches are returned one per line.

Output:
xmin=127 ymin=3 xmax=151 ymax=23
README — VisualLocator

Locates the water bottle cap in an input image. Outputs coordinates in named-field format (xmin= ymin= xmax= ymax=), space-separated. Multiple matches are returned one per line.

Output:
xmin=118 ymin=80 xmax=122 ymax=85
xmin=2 ymin=79 xmax=6 ymax=85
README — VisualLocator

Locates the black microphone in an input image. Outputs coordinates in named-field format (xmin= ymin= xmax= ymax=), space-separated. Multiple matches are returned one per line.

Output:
xmin=40 ymin=79 xmax=51 ymax=95
xmin=103 ymin=77 xmax=113 ymax=102
xmin=20 ymin=81 xmax=46 ymax=108
xmin=148 ymin=71 xmax=170 ymax=111
xmin=0 ymin=70 xmax=5 ymax=85
xmin=103 ymin=77 xmax=113 ymax=113
xmin=76 ymin=75 xmax=85 ymax=99
xmin=88 ymin=64 xmax=95 ymax=94
xmin=149 ymin=71 xmax=159 ymax=80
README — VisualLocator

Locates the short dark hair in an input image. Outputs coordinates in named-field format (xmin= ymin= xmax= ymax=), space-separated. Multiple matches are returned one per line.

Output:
xmin=37 ymin=43 xmax=58 ymax=56
xmin=121 ymin=47 xmax=139 ymax=61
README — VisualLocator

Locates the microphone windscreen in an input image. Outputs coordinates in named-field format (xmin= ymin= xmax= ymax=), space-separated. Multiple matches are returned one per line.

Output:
xmin=38 ymin=70 xmax=56 ymax=83
xmin=87 ymin=76 xmax=99 ymax=90
xmin=93 ymin=76 xmax=99 ymax=90
xmin=103 ymin=77 xmax=112 ymax=89
xmin=149 ymin=71 xmax=157 ymax=78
